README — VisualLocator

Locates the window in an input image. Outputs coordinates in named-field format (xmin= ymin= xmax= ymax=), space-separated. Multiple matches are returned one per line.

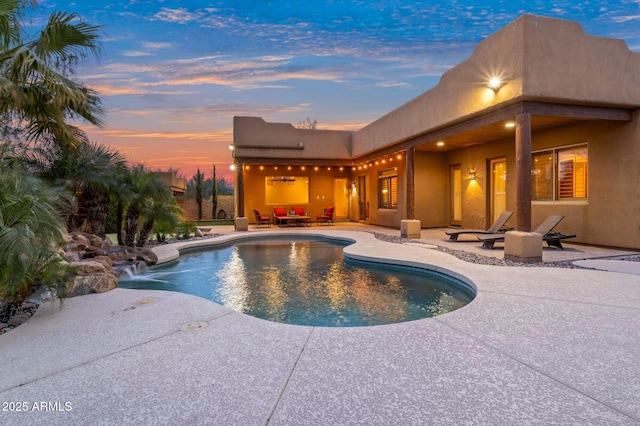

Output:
xmin=378 ymin=168 xmax=397 ymax=209
xmin=532 ymin=145 xmax=587 ymax=200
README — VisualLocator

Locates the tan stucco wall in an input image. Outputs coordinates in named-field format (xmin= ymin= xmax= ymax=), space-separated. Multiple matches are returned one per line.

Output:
xmin=233 ymin=117 xmax=353 ymax=161
xmin=433 ymin=116 xmax=640 ymax=248
xmin=443 ymin=139 xmax=515 ymax=231
xmin=347 ymin=156 xmax=407 ymax=227
xmin=521 ymin=17 xmax=640 ymax=106
xmin=529 ymin=117 xmax=640 ymax=248
xmin=351 ymin=14 xmax=640 ymax=157
xmin=414 ymin=152 xmax=448 ymax=227
xmin=177 ymin=195 xmax=235 ymax=221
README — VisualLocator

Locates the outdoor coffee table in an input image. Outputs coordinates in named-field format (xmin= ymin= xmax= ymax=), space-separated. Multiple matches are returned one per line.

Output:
xmin=276 ymin=215 xmax=311 ymax=227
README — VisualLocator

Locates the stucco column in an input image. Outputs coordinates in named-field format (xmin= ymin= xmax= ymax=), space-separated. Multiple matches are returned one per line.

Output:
xmin=405 ymin=147 xmax=415 ymax=220
xmin=234 ymin=161 xmax=245 ymax=218
xmin=401 ymin=147 xmax=421 ymax=238
xmin=515 ymin=113 xmax=532 ymax=232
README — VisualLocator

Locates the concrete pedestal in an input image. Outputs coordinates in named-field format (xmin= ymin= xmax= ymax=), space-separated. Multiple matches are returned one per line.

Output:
xmin=504 ymin=231 xmax=543 ymax=263
xmin=401 ymin=220 xmax=421 ymax=239
xmin=234 ymin=217 xmax=248 ymax=231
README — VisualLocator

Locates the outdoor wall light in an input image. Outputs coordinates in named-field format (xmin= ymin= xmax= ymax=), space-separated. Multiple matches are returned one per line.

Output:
xmin=230 ymin=164 xmax=235 ymax=171
xmin=228 ymin=144 xmax=234 ymax=150
xmin=487 ymin=77 xmax=503 ymax=92
xmin=468 ymin=171 xmax=476 ymax=180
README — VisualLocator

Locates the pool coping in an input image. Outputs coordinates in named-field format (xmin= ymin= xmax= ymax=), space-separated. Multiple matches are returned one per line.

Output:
xmin=2 ymin=229 xmax=640 ymax=424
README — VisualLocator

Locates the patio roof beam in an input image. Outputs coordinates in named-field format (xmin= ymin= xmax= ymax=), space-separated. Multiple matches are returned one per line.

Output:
xmin=521 ymin=101 xmax=634 ymax=121
xmin=232 ymin=158 xmax=354 ymax=166
xmin=353 ymin=101 xmax=633 ymax=163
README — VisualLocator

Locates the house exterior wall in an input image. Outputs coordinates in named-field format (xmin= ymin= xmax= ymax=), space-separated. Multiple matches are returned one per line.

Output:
xmin=351 ymin=15 xmax=640 ymax=157
xmin=233 ymin=117 xmax=353 ymax=161
xmin=414 ymin=152 xmax=448 ymax=228
xmin=444 ymin=139 xmax=515 ymax=231
xmin=435 ymin=115 xmax=640 ymax=248
xmin=231 ymin=15 xmax=640 ymax=249
xmin=529 ymin=117 xmax=640 ymax=248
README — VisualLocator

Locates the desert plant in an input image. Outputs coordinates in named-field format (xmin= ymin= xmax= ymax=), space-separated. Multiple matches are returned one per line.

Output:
xmin=177 ymin=221 xmax=197 ymax=239
xmin=0 ymin=150 xmax=68 ymax=305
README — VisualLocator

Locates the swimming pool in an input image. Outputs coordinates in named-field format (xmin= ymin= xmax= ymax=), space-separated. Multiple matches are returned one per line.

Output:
xmin=119 ymin=237 xmax=475 ymax=326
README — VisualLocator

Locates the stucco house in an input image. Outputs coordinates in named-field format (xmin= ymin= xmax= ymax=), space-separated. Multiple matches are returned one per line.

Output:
xmin=231 ymin=14 xmax=640 ymax=250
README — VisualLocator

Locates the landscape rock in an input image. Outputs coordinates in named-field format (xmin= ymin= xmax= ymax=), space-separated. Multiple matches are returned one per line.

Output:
xmin=65 ymin=269 xmax=118 ymax=297
xmin=126 ymin=247 xmax=158 ymax=265
xmin=69 ymin=233 xmax=90 ymax=251
xmin=105 ymin=247 xmax=128 ymax=262
xmin=82 ymin=246 xmax=106 ymax=259
xmin=92 ymin=255 xmax=114 ymax=268
xmin=8 ymin=314 xmax=30 ymax=327
xmin=103 ymin=236 xmax=114 ymax=248
xmin=69 ymin=260 xmax=108 ymax=274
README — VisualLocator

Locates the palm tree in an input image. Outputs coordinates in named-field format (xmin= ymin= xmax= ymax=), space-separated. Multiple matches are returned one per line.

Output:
xmin=0 ymin=147 xmax=67 ymax=305
xmin=123 ymin=165 xmax=175 ymax=247
xmin=0 ymin=1 xmax=103 ymax=148
xmin=22 ymin=139 xmax=127 ymax=235
xmin=137 ymin=197 xmax=180 ymax=247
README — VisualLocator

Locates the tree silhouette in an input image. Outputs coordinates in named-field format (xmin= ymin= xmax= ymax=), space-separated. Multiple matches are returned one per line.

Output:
xmin=212 ymin=164 xmax=218 ymax=219
xmin=196 ymin=168 xmax=203 ymax=220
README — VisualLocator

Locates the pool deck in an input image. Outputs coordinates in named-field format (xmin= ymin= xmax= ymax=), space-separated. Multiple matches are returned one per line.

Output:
xmin=2 ymin=223 xmax=640 ymax=425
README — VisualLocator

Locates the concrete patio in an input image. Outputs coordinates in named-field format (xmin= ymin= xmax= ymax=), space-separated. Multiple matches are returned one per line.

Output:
xmin=1 ymin=224 xmax=639 ymax=425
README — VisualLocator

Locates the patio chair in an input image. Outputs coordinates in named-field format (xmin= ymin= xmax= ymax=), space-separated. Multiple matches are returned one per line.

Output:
xmin=444 ymin=211 xmax=513 ymax=241
xmin=273 ymin=207 xmax=287 ymax=225
xmin=477 ymin=215 xmax=576 ymax=249
xmin=317 ymin=206 xmax=334 ymax=225
xmin=292 ymin=206 xmax=306 ymax=216
xmin=253 ymin=209 xmax=271 ymax=228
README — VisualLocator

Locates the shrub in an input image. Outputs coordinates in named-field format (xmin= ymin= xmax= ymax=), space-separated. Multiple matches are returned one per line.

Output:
xmin=0 ymin=156 xmax=68 ymax=305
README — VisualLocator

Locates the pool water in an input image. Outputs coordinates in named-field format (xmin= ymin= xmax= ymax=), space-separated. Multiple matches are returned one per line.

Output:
xmin=118 ymin=238 xmax=475 ymax=327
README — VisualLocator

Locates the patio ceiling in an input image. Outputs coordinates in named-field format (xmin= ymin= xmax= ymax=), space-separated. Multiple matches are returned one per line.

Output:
xmin=414 ymin=116 xmax=580 ymax=152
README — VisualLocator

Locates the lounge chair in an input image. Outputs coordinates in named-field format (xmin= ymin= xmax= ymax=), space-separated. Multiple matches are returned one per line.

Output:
xmin=253 ymin=209 xmax=271 ymax=228
xmin=317 ymin=206 xmax=334 ymax=225
xmin=445 ymin=211 xmax=513 ymax=242
xmin=478 ymin=215 xmax=576 ymax=249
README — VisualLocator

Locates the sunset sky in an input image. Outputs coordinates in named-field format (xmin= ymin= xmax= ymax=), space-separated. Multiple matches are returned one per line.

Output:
xmin=30 ymin=1 xmax=640 ymax=180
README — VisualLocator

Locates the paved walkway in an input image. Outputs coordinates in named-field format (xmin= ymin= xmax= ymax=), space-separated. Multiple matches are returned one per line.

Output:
xmin=2 ymin=226 xmax=640 ymax=425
